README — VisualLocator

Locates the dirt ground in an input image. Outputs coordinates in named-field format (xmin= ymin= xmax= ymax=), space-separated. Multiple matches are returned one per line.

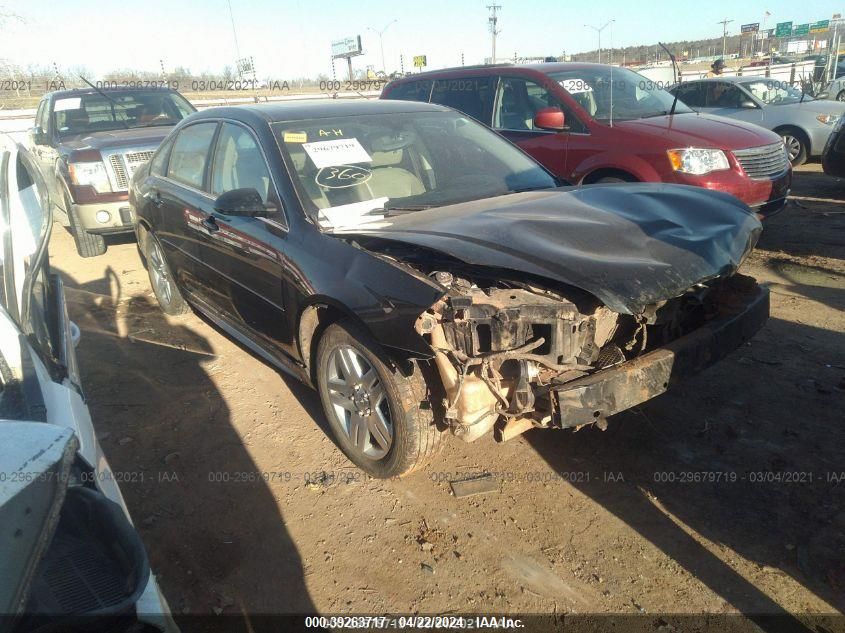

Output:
xmin=49 ymin=163 xmax=844 ymax=630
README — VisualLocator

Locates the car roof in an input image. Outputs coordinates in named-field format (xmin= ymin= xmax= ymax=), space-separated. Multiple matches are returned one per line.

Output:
xmin=394 ymin=61 xmax=615 ymax=81
xmin=686 ymin=76 xmax=762 ymax=84
xmin=188 ymin=99 xmax=450 ymax=125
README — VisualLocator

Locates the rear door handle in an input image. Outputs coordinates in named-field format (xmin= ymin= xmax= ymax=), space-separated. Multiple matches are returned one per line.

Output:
xmin=201 ymin=216 xmax=219 ymax=233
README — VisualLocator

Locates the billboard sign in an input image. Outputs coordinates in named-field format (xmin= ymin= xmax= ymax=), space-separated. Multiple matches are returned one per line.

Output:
xmin=741 ymin=22 xmax=759 ymax=34
xmin=331 ymin=36 xmax=363 ymax=59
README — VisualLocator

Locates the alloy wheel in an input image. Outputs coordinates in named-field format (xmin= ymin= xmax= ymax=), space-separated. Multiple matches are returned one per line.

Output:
xmin=325 ymin=345 xmax=393 ymax=460
xmin=149 ymin=240 xmax=173 ymax=305
xmin=782 ymin=135 xmax=802 ymax=163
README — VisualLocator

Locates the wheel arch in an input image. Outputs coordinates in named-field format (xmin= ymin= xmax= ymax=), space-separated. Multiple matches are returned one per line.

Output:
xmin=297 ymin=300 xmax=381 ymax=386
xmin=773 ymin=124 xmax=812 ymax=155
xmin=581 ymin=167 xmax=639 ymax=184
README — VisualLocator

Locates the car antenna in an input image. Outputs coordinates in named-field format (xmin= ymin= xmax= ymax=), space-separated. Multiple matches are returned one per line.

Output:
xmin=658 ymin=42 xmax=680 ymax=117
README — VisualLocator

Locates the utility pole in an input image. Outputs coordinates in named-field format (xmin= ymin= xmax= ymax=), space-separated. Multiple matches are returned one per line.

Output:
xmin=367 ymin=19 xmax=398 ymax=73
xmin=585 ymin=20 xmax=614 ymax=64
xmin=717 ymin=18 xmax=733 ymax=58
xmin=487 ymin=4 xmax=501 ymax=64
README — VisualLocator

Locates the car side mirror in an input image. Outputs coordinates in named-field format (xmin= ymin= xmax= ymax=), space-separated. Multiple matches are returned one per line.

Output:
xmin=30 ymin=125 xmax=47 ymax=144
xmin=739 ymin=99 xmax=758 ymax=109
xmin=533 ymin=107 xmax=566 ymax=131
xmin=214 ymin=188 xmax=275 ymax=217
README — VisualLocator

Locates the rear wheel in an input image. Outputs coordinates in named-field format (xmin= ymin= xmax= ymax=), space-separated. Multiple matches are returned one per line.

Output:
xmin=66 ymin=194 xmax=106 ymax=258
xmin=145 ymin=234 xmax=189 ymax=316
xmin=777 ymin=127 xmax=809 ymax=166
xmin=316 ymin=321 xmax=441 ymax=478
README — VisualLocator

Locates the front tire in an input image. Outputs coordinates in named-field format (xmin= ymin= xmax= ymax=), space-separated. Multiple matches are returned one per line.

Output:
xmin=66 ymin=195 xmax=106 ymax=258
xmin=145 ymin=234 xmax=189 ymax=316
xmin=777 ymin=127 xmax=809 ymax=166
xmin=837 ymin=89 xmax=845 ymax=102
xmin=595 ymin=175 xmax=635 ymax=184
xmin=316 ymin=321 xmax=441 ymax=478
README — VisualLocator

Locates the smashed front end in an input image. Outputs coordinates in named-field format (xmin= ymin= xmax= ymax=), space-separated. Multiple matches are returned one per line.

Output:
xmin=414 ymin=270 xmax=768 ymax=442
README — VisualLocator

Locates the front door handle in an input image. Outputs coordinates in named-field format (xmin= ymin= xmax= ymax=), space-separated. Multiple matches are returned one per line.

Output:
xmin=201 ymin=216 xmax=219 ymax=233
xmin=144 ymin=190 xmax=163 ymax=208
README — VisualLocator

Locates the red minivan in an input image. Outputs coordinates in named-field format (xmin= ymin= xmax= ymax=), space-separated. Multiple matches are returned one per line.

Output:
xmin=382 ymin=63 xmax=791 ymax=218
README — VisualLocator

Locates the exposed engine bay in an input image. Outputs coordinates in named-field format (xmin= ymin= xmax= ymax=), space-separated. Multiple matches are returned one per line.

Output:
xmin=413 ymin=268 xmax=756 ymax=443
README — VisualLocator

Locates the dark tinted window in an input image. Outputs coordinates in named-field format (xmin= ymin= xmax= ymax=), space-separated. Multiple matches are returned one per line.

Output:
xmin=704 ymin=83 xmax=745 ymax=108
xmin=430 ymin=77 xmax=495 ymax=123
xmin=167 ymin=122 xmax=217 ymax=189
xmin=211 ymin=123 xmax=272 ymax=202
xmin=672 ymin=82 xmax=705 ymax=108
xmin=383 ymin=79 xmax=432 ymax=102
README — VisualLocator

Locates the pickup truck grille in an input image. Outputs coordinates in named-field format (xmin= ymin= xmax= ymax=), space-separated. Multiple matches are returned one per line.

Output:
xmin=733 ymin=143 xmax=789 ymax=180
xmin=107 ymin=150 xmax=155 ymax=191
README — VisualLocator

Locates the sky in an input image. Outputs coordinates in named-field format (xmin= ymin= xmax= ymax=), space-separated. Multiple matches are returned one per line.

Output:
xmin=0 ymin=0 xmax=842 ymax=80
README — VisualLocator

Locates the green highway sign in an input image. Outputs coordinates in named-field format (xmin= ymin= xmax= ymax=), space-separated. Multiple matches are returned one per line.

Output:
xmin=809 ymin=20 xmax=830 ymax=33
xmin=792 ymin=23 xmax=809 ymax=36
xmin=775 ymin=21 xmax=793 ymax=37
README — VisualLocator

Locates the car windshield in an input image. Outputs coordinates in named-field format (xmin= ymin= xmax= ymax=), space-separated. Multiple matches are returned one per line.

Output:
xmin=271 ymin=110 xmax=556 ymax=229
xmin=53 ymin=90 xmax=196 ymax=137
xmin=548 ymin=67 xmax=693 ymax=121
xmin=743 ymin=80 xmax=812 ymax=105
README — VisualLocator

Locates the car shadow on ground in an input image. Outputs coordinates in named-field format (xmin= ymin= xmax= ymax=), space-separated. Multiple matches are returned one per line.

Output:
xmin=756 ymin=176 xmax=845 ymax=263
xmin=58 ymin=266 xmax=317 ymax=632
xmin=524 ymin=317 xmax=844 ymax=631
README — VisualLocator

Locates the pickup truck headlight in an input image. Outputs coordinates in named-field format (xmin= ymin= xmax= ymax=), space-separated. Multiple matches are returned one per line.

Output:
xmin=666 ymin=148 xmax=730 ymax=175
xmin=68 ymin=161 xmax=112 ymax=193
xmin=817 ymin=114 xmax=840 ymax=125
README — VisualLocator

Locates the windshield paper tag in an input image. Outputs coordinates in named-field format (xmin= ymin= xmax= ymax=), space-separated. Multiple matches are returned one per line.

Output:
xmin=284 ymin=132 xmax=307 ymax=143
xmin=559 ymin=79 xmax=592 ymax=94
xmin=303 ymin=138 xmax=372 ymax=168
xmin=54 ymin=97 xmax=82 ymax=111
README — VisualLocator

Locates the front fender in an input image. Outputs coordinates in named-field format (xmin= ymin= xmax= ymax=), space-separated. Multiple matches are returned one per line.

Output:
xmin=574 ymin=151 xmax=664 ymax=183
xmin=294 ymin=230 xmax=445 ymax=360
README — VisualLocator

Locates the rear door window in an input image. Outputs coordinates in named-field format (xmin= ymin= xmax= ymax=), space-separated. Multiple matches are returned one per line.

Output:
xmin=430 ymin=77 xmax=496 ymax=124
xmin=383 ymin=79 xmax=433 ymax=102
xmin=150 ymin=136 xmax=174 ymax=177
xmin=672 ymin=82 xmax=705 ymax=108
xmin=167 ymin=122 xmax=218 ymax=190
xmin=705 ymin=83 xmax=745 ymax=108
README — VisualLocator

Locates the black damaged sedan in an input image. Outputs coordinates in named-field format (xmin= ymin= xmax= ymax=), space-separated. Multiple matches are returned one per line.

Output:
xmin=130 ymin=100 xmax=769 ymax=477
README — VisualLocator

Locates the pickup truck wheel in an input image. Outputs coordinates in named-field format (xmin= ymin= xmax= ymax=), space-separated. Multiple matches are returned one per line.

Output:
xmin=837 ymin=89 xmax=845 ymax=102
xmin=145 ymin=234 xmax=189 ymax=316
xmin=66 ymin=194 xmax=106 ymax=258
xmin=777 ymin=127 xmax=808 ymax=166
xmin=316 ymin=321 xmax=441 ymax=478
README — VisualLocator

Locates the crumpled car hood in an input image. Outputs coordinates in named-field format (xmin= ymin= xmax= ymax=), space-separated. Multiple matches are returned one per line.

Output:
xmin=340 ymin=184 xmax=762 ymax=314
